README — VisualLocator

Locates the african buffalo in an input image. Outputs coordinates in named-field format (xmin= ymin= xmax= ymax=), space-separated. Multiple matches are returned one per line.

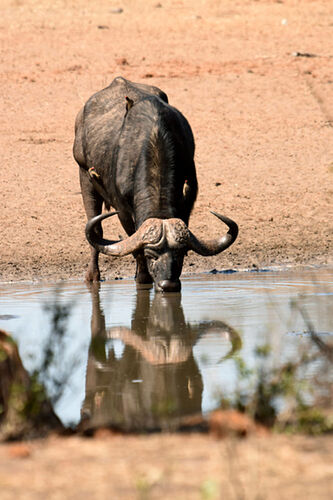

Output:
xmin=73 ymin=76 xmax=238 ymax=292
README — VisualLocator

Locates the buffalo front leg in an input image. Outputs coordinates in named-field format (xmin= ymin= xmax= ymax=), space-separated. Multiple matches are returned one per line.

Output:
xmin=79 ymin=167 xmax=104 ymax=282
xmin=116 ymin=212 xmax=153 ymax=287
xmin=134 ymin=251 xmax=153 ymax=286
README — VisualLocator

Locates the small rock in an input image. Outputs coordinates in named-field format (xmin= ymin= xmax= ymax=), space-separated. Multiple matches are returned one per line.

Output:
xmin=209 ymin=409 xmax=257 ymax=438
xmin=8 ymin=443 xmax=31 ymax=459
xmin=292 ymin=51 xmax=317 ymax=58
xmin=111 ymin=8 xmax=123 ymax=14
xmin=93 ymin=428 xmax=115 ymax=439
xmin=115 ymin=57 xmax=129 ymax=66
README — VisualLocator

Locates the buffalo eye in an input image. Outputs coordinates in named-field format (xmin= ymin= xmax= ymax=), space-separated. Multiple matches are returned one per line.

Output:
xmin=145 ymin=249 xmax=159 ymax=261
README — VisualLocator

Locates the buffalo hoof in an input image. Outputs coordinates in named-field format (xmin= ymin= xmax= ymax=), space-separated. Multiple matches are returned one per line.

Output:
xmin=136 ymin=271 xmax=153 ymax=285
xmin=156 ymin=280 xmax=181 ymax=293
xmin=85 ymin=268 xmax=101 ymax=282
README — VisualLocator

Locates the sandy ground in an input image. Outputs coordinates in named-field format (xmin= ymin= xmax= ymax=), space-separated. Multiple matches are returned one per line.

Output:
xmin=1 ymin=1 xmax=332 ymax=498
xmin=0 ymin=432 xmax=332 ymax=500
xmin=1 ymin=0 xmax=332 ymax=283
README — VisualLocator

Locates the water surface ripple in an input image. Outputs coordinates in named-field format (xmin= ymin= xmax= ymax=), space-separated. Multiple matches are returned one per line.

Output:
xmin=0 ymin=267 xmax=332 ymax=429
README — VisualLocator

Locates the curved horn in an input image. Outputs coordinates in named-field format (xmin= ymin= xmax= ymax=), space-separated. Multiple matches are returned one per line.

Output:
xmin=85 ymin=212 xmax=163 ymax=256
xmin=188 ymin=211 xmax=238 ymax=256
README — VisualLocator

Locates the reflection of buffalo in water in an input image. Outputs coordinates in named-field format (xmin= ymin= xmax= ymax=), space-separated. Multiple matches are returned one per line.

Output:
xmin=81 ymin=285 xmax=241 ymax=432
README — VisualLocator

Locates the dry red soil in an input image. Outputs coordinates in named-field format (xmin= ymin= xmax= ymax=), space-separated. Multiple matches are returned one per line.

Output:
xmin=0 ymin=1 xmax=332 ymax=498
xmin=0 ymin=433 xmax=332 ymax=499
xmin=1 ymin=0 xmax=332 ymax=283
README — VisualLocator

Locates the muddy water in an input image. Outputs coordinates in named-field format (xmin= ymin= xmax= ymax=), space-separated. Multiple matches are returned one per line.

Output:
xmin=0 ymin=267 xmax=332 ymax=430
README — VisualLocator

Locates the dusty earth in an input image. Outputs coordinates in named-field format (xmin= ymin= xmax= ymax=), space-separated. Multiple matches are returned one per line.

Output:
xmin=0 ymin=0 xmax=332 ymax=498
xmin=1 ymin=0 xmax=333 ymax=283
xmin=0 ymin=432 xmax=332 ymax=499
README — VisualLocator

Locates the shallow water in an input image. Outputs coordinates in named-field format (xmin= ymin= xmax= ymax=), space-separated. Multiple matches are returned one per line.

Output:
xmin=0 ymin=267 xmax=332 ymax=430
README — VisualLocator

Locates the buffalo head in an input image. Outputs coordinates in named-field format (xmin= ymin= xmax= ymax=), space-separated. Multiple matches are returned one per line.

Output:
xmin=85 ymin=212 xmax=238 ymax=292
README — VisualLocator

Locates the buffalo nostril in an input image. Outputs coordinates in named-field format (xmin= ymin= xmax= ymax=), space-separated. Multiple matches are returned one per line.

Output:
xmin=157 ymin=280 xmax=181 ymax=293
